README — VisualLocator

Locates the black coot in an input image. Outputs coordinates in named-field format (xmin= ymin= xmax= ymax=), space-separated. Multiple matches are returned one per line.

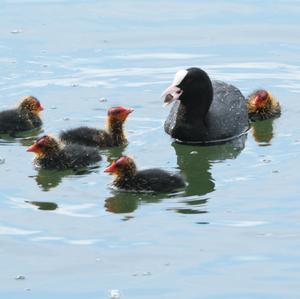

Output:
xmin=162 ymin=67 xmax=249 ymax=144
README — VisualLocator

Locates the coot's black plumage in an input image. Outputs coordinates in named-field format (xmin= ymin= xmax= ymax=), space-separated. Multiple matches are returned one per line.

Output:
xmin=27 ymin=135 xmax=101 ymax=170
xmin=247 ymin=89 xmax=281 ymax=121
xmin=0 ymin=96 xmax=43 ymax=134
xmin=105 ymin=156 xmax=185 ymax=193
xmin=162 ymin=68 xmax=249 ymax=143
xmin=60 ymin=106 xmax=133 ymax=147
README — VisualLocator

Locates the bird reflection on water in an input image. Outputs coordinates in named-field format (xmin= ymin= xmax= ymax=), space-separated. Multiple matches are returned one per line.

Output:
xmin=26 ymin=200 xmax=58 ymax=211
xmin=105 ymin=135 xmax=247 ymax=216
xmin=32 ymin=144 xmax=126 ymax=191
xmin=172 ymin=134 xmax=247 ymax=197
xmin=251 ymin=119 xmax=275 ymax=146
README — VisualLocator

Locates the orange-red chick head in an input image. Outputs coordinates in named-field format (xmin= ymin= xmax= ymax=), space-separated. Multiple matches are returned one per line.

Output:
xmin=250 ymin=90 xmax=271 ymax=109
xmin=20 ymin=96 xmax=44 ymax=113
xmin=27 ymin=135 xmax=57 ymax=155
xmin=107 ymin=106 xmax=134 ymax=122
xmin=104 ymin=156 xmax=136 ymax=175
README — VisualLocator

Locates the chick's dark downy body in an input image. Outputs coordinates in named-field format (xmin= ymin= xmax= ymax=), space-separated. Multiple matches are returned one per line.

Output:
xmin=0 ymin=96 xmax=43 ymax=134
xmin=60 ymin=107 xmax=133 ymax=148
xmin=115 ymin=168 xmax=185 ymax=193
xmin=105 ymin=156 xmax=185 ymax=193
xmin=60 ymin=123 xmax=122 ymax=147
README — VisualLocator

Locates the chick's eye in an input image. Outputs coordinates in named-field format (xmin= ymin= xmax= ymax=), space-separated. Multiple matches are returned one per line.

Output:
xmin=110 ymin=110 xmax=118 ymax=116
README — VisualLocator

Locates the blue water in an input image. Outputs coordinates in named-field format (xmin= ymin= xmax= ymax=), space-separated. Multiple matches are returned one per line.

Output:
xmin=1 ymin=1 xmax=300 ymax=298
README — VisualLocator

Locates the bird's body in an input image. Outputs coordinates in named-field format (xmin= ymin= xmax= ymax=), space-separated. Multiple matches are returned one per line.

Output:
xmin=0 ymin=96 xmax=43 ymax=134
xmin=60 ymin=127 xmax=113 ymax=147
xmin=60 ymin=106 xmax=133 ymax=148
xmin=163 ymin=68 xmax=249 ymax=144
xmin=114 ymin=168 xmax=185 ymax=192
xmin=27 ymin=135 xmax=101 ymax=170
xmin=105 ymin=156 xmax=185 ymax=193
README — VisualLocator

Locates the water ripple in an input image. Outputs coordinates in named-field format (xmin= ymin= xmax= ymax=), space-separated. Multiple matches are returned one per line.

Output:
xmin=0 ymin=225 xmax=40 ymax=236
xmin=1 ymin=53 xmax=300 ymax=92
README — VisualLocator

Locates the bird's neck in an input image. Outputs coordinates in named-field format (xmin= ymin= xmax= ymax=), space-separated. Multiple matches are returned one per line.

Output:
xmin=18 ymin=108 xmax=41 ymax=122
xmin=177 ymin=98 xmax=209 ymax=127
xmin=106 ymin=119 xmax=127 ymax=146
xmin=171 ymin=94 xmax=213 ymax=141
xmin=38 ymin=143 xmax=61 ymax=160
xmin=18 ymin=107 xmax=32 ymax=116
xmin=113 ymin=165 xmax=137 ymax=189
xmin=179 ymin=92 xmax=212 ymax=120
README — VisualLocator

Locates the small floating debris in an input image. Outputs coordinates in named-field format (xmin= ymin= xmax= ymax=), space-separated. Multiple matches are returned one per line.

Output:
xmin=190 ymin=151 xmax=198 ymax=155
xmin=262 ymin=159 xmax=271 ymax=163
xmin=109 ymin=289 xmax=120 ymax=298
xmin=11 ymin=29 xmax=22 ymax=34
xmin=0 ymin=157 xmax=5 ymax=165
xmin=63 ymin=117 xmax=70 ymax=121
xmin=132 ymin=271 xmax=152 ymax=277
xmin=71 ymin=83 xmax=78 ymax=87
xmin=24 ymin=288 xmax=31 ymax=291
xmin=122 ymin=215 xmax=134 ymax=221
xmin=15 ymin=275 xmax=26 ymax=280
xmin=99 ymin=98 xmax=107 ymax=103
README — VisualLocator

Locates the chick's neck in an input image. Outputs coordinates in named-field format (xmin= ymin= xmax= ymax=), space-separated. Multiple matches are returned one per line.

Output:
xmin=106 ymin=117 xmax=127 ymax=145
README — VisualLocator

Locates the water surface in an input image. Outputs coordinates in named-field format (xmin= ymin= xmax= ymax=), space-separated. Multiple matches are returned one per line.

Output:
xmin=1 ymin=1 xmax=300 ymax=298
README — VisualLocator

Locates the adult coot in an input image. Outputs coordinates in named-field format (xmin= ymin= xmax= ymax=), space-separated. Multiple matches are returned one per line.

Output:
xmin=162 ymin=67 xmax=249 ymax=144
xmin=27 ymin=135 xmax=101 ymax=169
xmin=104 ymin=156 xmax=185 ymax=192
xmin=247 ymin=89 xmax=281 ymax=121
xmin=0 ymin=96 xmax=43 ymax=134
xmin=60 ymin=106 xmax=133 ymax=147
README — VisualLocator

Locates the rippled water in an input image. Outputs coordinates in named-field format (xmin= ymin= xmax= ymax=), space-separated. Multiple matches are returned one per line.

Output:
xmin=1 ymin=1 xmax=300 ymax=298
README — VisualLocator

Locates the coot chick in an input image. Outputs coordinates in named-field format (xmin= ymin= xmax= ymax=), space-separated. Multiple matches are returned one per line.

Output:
xmin=27 ymin=135 xmax=101 ymax=170
xmin=247 ymin=89 xmax=281 ymax=121
xmin=105 ymin=156 xmax=185 ymax=193
xmin=162 ymin=68 xmax=249 ymax=144
xmin=60 ymin=106 xmax=133 ymax=147
xmin=0 ymin=96 xmax=43 ymax=134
